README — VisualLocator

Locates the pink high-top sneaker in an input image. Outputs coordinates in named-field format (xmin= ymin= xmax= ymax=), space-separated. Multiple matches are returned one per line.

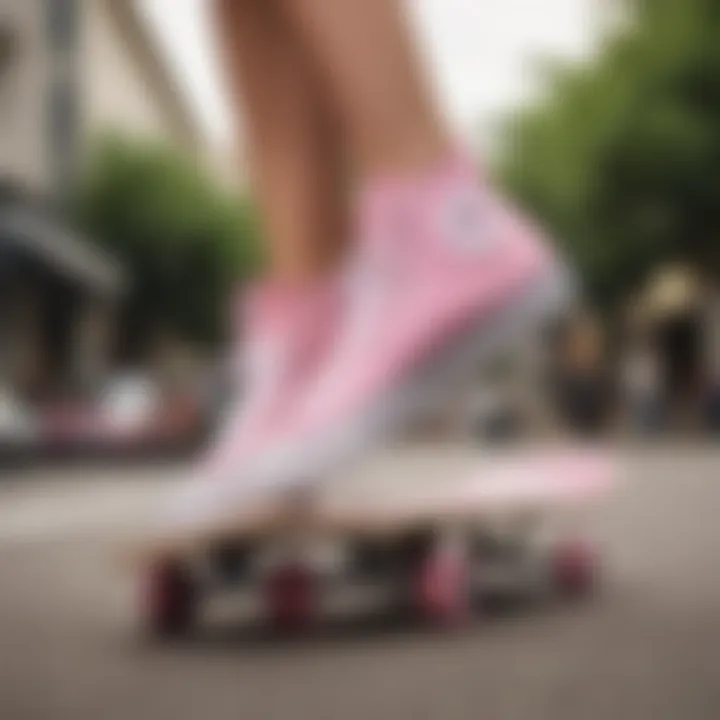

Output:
xmin=253 ymin=155 xmax=574 ymax=490
xmin=168 ymin=278 xmax=339 ymax=526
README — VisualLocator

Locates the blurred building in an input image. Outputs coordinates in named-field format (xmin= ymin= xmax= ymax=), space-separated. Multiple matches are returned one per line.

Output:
xmin=0 ymin=0 xmax=204 ymax=194
xmin=0 ymin=194 xmax=124 ymax=400
xmin=0 ymin=0 xmax=211 ymax=404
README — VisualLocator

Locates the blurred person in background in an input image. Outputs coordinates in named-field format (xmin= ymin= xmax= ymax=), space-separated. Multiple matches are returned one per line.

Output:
xmin=622 ymin=337 xmax=664 ymax=437
xmin=703 ymin=370 xmax=720 ymax=434
xmin=703 ymin=296 xmax=720 ymax=434
xmin=177 ymin=0 xmax=570 ymax=512
xmin=552 ymin=319 xmax=610 ymax=438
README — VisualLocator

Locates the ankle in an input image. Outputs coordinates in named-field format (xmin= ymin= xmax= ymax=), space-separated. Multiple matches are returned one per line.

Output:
xmin=361 ymin=130 xmax=455 ymax=181
xmin=358 ymin=151 xmax=477 ymax=208
xmin=268 ymin=256 xmax=342 ymax=286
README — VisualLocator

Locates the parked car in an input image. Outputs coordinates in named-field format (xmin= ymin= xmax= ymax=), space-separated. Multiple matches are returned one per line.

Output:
xmin=0 ymin=386 xmax=38 ymax=464
xmin=39 ymin=374 xmax=207 ymax=458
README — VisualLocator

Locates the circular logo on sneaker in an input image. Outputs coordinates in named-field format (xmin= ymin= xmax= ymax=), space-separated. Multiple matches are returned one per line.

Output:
xmin=441 ymin=190 xmax=498 ymax=256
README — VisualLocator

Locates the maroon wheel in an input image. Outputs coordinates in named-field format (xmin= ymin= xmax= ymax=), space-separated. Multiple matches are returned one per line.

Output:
xmin=264 ymin=563 xmax=317 ymax=633
xmin=412 ymin=546 xmax=470 ymax=628
xmin=142 ymin=559 xmax=197 ymax=638
xmin=552 ymin=539 xmax=598 ymax=598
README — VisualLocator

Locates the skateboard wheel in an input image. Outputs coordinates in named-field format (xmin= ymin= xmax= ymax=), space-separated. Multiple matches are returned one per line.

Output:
xmin=552 ymin=539 xmax=597 ymax=598
xmin=143 ymin=559 xmax=197 ymax=638
xmin=412 ymin=547 xmax=470 ymax=627
xmin=264 ymin=563 xmax=317 ymax=633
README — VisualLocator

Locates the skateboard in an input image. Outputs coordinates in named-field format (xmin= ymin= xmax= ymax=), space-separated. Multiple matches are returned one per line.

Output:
xmin=131 ymin=447 xmax=617 ymax=638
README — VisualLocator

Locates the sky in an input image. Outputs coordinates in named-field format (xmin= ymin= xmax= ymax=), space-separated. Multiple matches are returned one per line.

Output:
xmin=139 ymin=0 xmax=597 ymax=149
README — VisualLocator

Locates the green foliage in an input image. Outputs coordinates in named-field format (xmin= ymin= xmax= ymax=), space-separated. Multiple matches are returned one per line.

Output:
xmin=496 ymin=0 xmax=720 ymax=307
xmin=76 ymin=135 xmax=263 ymax=358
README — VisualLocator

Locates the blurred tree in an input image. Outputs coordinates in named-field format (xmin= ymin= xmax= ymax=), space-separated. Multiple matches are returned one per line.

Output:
xmin=76 ymin=135 xmax=263 ymax=360
xmin=496 ymin=0 xmax=720 ymax=307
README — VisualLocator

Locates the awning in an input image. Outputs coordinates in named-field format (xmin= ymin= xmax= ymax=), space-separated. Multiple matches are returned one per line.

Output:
xmin=0 ymin=207 xmax=125 ymax=297
xmin=630 ymin=264 xmax=704 ymax=325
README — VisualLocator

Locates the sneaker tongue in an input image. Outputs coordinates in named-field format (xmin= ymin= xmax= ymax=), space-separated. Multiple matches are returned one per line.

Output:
xmin=233 ymin=278 xmax=336 ymax=340
xmin=359 ymin=154 xmax=480 ymax=208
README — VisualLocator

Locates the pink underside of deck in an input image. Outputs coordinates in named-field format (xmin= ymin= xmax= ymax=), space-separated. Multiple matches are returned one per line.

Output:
xmin=324 ymin=448 xmax=618 ymax=520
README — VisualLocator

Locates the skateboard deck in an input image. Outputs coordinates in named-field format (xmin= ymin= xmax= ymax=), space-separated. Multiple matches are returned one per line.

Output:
xmin=126 ymin=447 xmax=617 ymax=566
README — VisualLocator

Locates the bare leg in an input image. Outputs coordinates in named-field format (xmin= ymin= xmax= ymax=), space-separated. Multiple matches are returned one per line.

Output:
xmin=282 ymin=0 xmax=452 ymax=178
xmin=213 ymin=0 xmax=347 ymax=281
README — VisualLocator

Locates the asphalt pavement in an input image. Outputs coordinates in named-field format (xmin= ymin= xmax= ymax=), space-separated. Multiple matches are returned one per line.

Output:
xmin=1 ymin=447 xmax=719 ymax=720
